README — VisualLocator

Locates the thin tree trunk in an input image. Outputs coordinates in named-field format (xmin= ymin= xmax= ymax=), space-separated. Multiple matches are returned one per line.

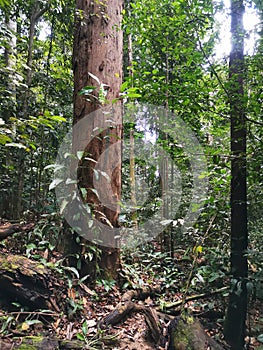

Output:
xmin=161 ymin=51 xmax=170 ymax=253
xmin=224 ymin=1 xmax=248 ymax=348
xmin=129 ymin=128 xmax=138 ymax=230
xmin=1 ymin=12 xmax=17 ymax=218
xmin=22 ymin=0 xmax=48 ymax=117
xmin=13 ymin=1 xmax=47 ymax=219
xmin=127 ymin=18 xmax=138 ymax=230
xmin=4 ymin=12 xmax=17 ymax=119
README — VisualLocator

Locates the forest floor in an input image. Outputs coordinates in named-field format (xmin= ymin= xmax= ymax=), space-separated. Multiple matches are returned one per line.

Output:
xmin=0 ymin=221 xmax=263 ymax=350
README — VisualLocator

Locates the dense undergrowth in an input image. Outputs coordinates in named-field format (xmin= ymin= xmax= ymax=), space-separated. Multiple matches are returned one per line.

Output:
xmin=0 ymin=212 xmax=262 ymax=349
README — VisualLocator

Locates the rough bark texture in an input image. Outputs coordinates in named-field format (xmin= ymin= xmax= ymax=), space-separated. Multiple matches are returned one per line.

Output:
xmin=168 ymin=317 xmax=224 ymax=350
xmin=70 ymin=0 xmax=123 ymax=279
xmin=100 ymin=286 xmax=160 ymax=326
xmin=0 ymin=253 xmax=61 ymax=313
xmin=0 ymin=222 xmax=34 ymax=241
xmin=224 ymin=0 xmax=248 ymax=348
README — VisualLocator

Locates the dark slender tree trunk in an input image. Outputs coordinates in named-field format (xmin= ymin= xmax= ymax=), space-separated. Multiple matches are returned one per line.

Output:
xmin=0 ymin=12 xmax=17 ymax=218
xmin=22 ymin=1 xmax=48 ymax=117
xmin=14 ymin=1 xmax=47 ymax=219
xmin=224 ymin=1 xmax=248 ymax=348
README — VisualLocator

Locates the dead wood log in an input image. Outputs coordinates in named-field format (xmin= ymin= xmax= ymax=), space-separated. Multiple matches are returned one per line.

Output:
xmin=101 ymin=286 xmax=161 ymax=325
xmin=100 ymin=286 xmax=162 ymax=344
xmin=0 ymin=222 xmax=34 ymax=241
xmin=168 ymin=316 xmax=225 ymax=350
xmin=0 ymin=253 xmax=61 ymax=313
xmin=162 ymin=286 xmax=228 ymax=311
xmin=0 ymin=337 xmax=85 ymax=350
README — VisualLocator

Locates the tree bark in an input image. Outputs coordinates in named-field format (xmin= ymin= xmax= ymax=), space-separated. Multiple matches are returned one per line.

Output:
xmin=224 ymin=0 xmax=248 ymax=348
xmin=0 ymin=222 xmax=34 ymax=241
xmin=0 ymin=253 xmax=61 ymax=313
xmin=70 ymin=0 xmax=123 ymax=279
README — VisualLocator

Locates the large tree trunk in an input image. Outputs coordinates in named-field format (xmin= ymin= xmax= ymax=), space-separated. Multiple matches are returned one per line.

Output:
xmin=69 ymin=0 xmax=123 ymax=280
xmin=224 ymin=0 xmax=248 ymax=348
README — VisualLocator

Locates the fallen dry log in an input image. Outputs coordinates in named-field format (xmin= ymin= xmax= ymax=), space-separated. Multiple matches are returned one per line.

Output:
xmin=0 ymin=222 xmax=34 ymax=241
xmin=162 ymin=286 xmax=229 ymax=310
xmin=100 ymin=286 xmax=163 ymax=344
xmin=0 ymin=253 xmax=61 ymax=313
xmin=101 ymin=285 xmax=161 ymax=326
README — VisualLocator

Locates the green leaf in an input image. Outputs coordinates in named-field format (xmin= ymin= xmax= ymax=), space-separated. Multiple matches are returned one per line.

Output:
xmin=84 ymin=203 xmax=91 ymax=214
xmin=5 ymin=142 xmax=26 ymax=149
xmin=0 ymin=0 xmax=10 ymax=8
xmin=64 ymin=266 xmax=79 ymax=279
xmin=89 ymin=188 xmax=99 ymax=197
xmin=60 ymin=199 xmax=69 ymax=214
xmin=80 ymin=187 xmax=87 ymax=197
xmin=76 ymin=333 xmax=85 ymax=341
xmin=127 ymin=92 xmax=141 ymax=98
xmin=84 ymin=157 xmax=97 ymax=163
xmin=49 ymin=178 xmax=63 ymax=190
xmin=38 ymin=118 xmax=54 ymax=128
xmin=257 ymin=334 xmax=263 ymax=343
xmin=50 ymin=115 xmax=67 ymax=122
xmin=126 ymin=87 xmax=139 ymax=92
xmin=0 ymin=134 xmax=12 ymax=145
xmin=193 ymin=245 xmax=203 ymax=254
xmin=120 ymin=81 xmax=129 ymax=92
xmin=65 ymin=178 xmax=78 ymax=185
xmin=79 ymin=86 xmax=96 ymax=96
xmin=29 ymin=143 xmax=36 ymax=150
xmin=160 ymin=219 xmax=173 ymax=226
xmin=77 ymin=151 xmax=84 ymax=160
xmin=44 ymin=164 xmax=65 ymax=171
xmin=88 ymin=72 xmax=100 ymax=84
xmin=82 ymin=321 xmax=88 ymax=335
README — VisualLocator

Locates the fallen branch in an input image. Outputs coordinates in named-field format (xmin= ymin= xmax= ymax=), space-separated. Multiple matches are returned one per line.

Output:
xmin=100 ymin=285 xmax=163 ymax=344
xmin=161 ymin=286 xmax=228 ymax=310
xmin=0 ymin=222 xmax=34 ymax=241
